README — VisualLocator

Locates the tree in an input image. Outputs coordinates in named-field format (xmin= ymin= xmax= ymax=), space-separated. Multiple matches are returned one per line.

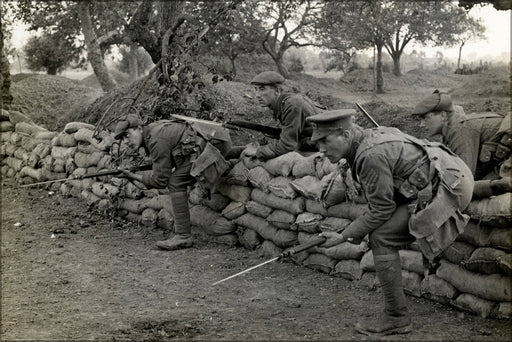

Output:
xmin=197 ymin=1 xmax=265 ymax=79
xmin=458 ymin=0 xmax=512 ymax=10
xmin=23 ymin=31 xmax=82 ymax=74
xmin=13 ymin=0 xmax=139 ymax=91
xmin=254 ymin=0 xmax=324 ymax=78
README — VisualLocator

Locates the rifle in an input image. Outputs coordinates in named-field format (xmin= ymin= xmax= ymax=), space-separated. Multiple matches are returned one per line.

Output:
xmin=20 ymin=164 xmax=152 ymax=188
xmin=212 ymin=235 xmax=326 ymax=286
xmin=356 ymin=103 xmax=380 ymax=127
xmin=171 ymin=114 xmax=281 ymax=139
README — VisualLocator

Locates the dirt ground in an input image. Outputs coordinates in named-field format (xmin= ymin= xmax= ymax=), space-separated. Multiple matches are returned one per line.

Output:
xmin=2 ymin=65 xmax=512 ymax=341
xmin=2 ymin=178 xmax=512 ymax=341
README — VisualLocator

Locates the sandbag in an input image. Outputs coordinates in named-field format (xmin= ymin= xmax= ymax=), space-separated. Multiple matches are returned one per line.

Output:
xmin=305 ymin=199 xmax=329 ymax=216
xmin=251 ymin=188 xmax=305 ymax=215
xmin=19 ymin=166 xmax=42 ymax=181
xmin=319 ymin=216 xmax=352 ymax=232
xmin=268 ymin=176 xmax=297 ymax=199
xmin=9 ymin=132 xmax=22 ymax=144
xmin=202 ymin=192 xmax=231 ymax=212
xmin=248 ymin=166 xmax=272 ymax=192
xmin=64 ymin=121 xmax=95 ymax=134
xmin=462 ymin=247 xmax=511 ymax=275
xmin=442 ymin=241 xmax=476 ymax=265
xmin=118 ymin=198 xmax=149 ymax=214
xmin=53 ymin=132 xmax=77 ymax=147
xmin=493 ymin=302 xmax=512 ymax=319
xmin=273 ymin=229 xmax=298 ymax=248
xmin=15 ymin=121 xmax=48 ymax=135
xmin=399 ymin=249 xmax=425 ymax=275
xmin=291 ymin=153 xmax=318 ymax=178
xmin=189 ymin=185 xmax=206 ymax=205
xmin=222 ymin=201 xmax=246 ymax=220
xmin=321 ymin=171 xmax=347 ymax=207
xmin=451 ymin=293 xmax=496 ymax=318
xmin=331 ymin=259 xmax=362 ymax=280
xmin=315 ymin=156 xmax=338 ymax=179
xmin=314 ymin=240 xmax=369 ymax=261
xmin=51 ymin=146 xmax=77 ymax=160
xmin=294 ymin=212 xmax=323 ymax=233
xmin=157 ymin=208 xmax=174 ymax=230
xmin=79 ymin=190 xmax=101 ymax=205
xmin=437 ymin=259 xmax=512 ymax=302
xmin=74 ymin=128 xmax=114 ymax=151
xmin=209 ymin=234 xmax=239 ymax=246
xmin=74 ymin=151 xmax=103 ymax=169
xmin=237 ymin=228 xmax=262 ymax=250
xmin=141 ymin=208 xmax=158 ymax=227
xmin=466 ymin=193 xmax=512 ymax=227
xmin=91 ymin=182 xmax=120 ymax=199
xmin=22 ymin=136 xmax=46 ymax=151
xmin=457 ymin=220 xmax=512 ymax=251
xmin=260 ymin=240 xmax=283 ymax=258
xmin=402 ymin=270 xmax=422 ymax=297
xmin=225 ymin=161 xmax=249 ymax=186
xmin=327 ymin=202 xmax=368 ymax=220
xmin=216 ymin=183 xmax=252 ymax=203
xmin=360 ymin=250 xmax=375 ymax=271
xmin=33 ymin=131 xmax=57 ymax=140
xmin=41 ymin=168 xmax=67 ymax=181
xmin=6 ymin=157 xmax=23 ymax=172
xmin=263 ymin=152 xmax=300 ymax=176
xmin=245 ymin=200 xmax=272 ymax=218
xmin=420 ymin=274 xmax=459 ymax=304
xmin=358 ymin=272 xmax=380 ymax=290
xmin=1 ymin=131 xmax=11 ymax=142
xmin=267 ymin=210 xmax=296 ymax=230
xmin=8 ymin=110 xmax=35 ymax=125
xmin=0 ymin=121 xmax=14 ymax=132
xmin=302 ymin=253 xmax=336 ymax=274
xmin=290 ymin=175 xmax=323 ymax=201
xmin=234 ymin=213 xmax=297 ymax=248
xmin=32 ymin=143 xmax=51 ymax=159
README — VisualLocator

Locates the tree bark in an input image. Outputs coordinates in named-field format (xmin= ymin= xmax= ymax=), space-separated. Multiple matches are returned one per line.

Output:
xmin=128 ymin=43 xmax=139 ymax=81
xmin=77 ymin=2 xmax=116 ymax=92
xmin=457 ymin=41 xmax=465 ymax=70
xmin=391 ymin=52 xmax=401 ymax=77
xmin=376 ymin=42 xmax=384 ymax=94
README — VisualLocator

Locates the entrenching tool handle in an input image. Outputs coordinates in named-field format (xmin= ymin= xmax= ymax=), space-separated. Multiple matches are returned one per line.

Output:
xmin=281 ymin=236 xmax=326 ymax=257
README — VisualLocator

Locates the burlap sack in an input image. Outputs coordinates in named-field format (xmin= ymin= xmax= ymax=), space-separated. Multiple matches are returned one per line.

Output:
xmin=321 ymin=171 xmax=347 ymax=207
xmin=237 ymin=228 xmax=262 ymax=250
xmin=303 ymin=253 xmax=336 ymax=274
xmin=457 ymin=220 xmax=512 ymax=251
xmin=420 ymin=274 xmax=459 ymax=305
xmin=260 ymin=240 xmax=283 ymax=258
xmin=319 ymin=216 xmax=352 ymax=232
xmin=80 ymin=190 xmax=101 ymax=205
xmin=268 ymin=176 xmax=297 ymax=199
xmin=462 ymin=247 xmax=511 ymax=275
xmin=327 ymin=202 xmax=368 ymax=220
xmin=314 ymin=240 xmax=369 ymax=261
xmin=263 ymin=152 xmax=301 ymax=176
xmin=451 ymin=293 xmax=496 ymax=318
xmin=437 ymin=259 xmax=512 ymax=302
xmin=493 ymin=302 xmax=512 ymax=319
xmin=331 ymin=259 xmax=362 ymax=280
xmin=141 ymin=208 xmax=158 ymax=227
xmin=225 ymin=161 xmax=249 ymax=186
xmin=305 ymin=199 xmax=329 ymax=216
xmin=202 ymin=192 xmax=231 ymax=212
xmin=315 ymin=156 xmax=338 ymax=179
xmin=267 ymin=210 xmax=296 ymax=230
xmin=91 ymin=182 xmax=120 ymax=199
xmin=245 ymin=200 xmax=272 ymax=218
xmin=402 ymin=269 xmax=422 ymax=297
xmin=291 ymin=153 xmax=318 ymax=178
xmin=216 ymin=183 xmax=252 ymax=203
xmin=442 ymin=241 xmax=476 ymax=265
xmin=248 ymin=166 xmax=272 ymax=192
xmin=466 ymin=193 xmax=512 ymax=228
xmin=251 ymin=188 xmax=305 ymax=215
xmin=294 ymin=212 xmax=323 ymax=233
xmin=157 ymin=208 xmax=174 ymax=230
xmin=222 ymin=201 xmax=246 ymax=220
xmin=290 ymin=175 xmax=323 ymax=201
xmin=64 ymin=122 xmax=95 ymax=134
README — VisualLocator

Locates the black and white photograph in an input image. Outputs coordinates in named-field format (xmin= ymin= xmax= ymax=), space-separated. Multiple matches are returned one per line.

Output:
xmin=1 ymin=0 xmax=511 ymax=341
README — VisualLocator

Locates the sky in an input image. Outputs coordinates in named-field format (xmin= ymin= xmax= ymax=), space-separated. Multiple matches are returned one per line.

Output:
xmin=7 ymin=3 xmax=511 ymax=63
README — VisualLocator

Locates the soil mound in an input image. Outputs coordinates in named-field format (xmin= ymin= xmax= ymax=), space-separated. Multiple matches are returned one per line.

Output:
xmin=451 ymin=65 xmax=510 ymax=98
xmin=10 ymin=73 xmax=102 ymax=131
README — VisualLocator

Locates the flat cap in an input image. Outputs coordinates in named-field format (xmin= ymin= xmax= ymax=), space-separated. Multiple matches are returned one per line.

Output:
xmin=412 ymin=89 xmax=454 ymax=116
xmin=306 ymin=109 xmax=356 ymax=142
xmin=250 ymin=71 xmax=285 ymax=86
xmin=113 ymin=114 xmax=143 ymax=140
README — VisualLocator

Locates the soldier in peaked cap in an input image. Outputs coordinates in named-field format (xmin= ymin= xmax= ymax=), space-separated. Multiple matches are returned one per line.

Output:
xmin=412 ymin=89 xmax=511 ymax=198
xmin=113 ymin=114 xmax=234 ymax=251
xmin=307 ymin=109 xmax=474 ymax=336
xmin=242 ymin=70 xmax=326 ymax=160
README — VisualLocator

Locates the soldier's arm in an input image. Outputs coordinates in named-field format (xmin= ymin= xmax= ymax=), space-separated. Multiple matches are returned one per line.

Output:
xmin=342 ymin=153 xmax=397 ymax=241
xmin=444 ymin=125 xmax=480 ymax=175
xmin=141 ymin=137 xmax=173 ymax=189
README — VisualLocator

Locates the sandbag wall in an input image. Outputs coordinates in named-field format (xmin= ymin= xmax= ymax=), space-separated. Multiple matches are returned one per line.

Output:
xmin=1 ymin=110 xmax=511 ymax=319
xmin=190 ymin=151 xmax=512 ymax=319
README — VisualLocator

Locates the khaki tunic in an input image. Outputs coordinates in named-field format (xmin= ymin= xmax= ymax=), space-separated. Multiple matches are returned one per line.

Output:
xmin=256 ymin=93 xmax=324 ymax=159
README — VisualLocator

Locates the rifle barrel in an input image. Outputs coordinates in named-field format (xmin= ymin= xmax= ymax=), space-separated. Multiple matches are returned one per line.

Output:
xmin=356 ymin=103 xmax=380 ymax=127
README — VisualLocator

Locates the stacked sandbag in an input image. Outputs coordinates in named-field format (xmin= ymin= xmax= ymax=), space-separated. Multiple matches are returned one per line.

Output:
xmin=437 ymin=192 xmax=512 ymax=318
xmin=0 ymin=109 xmax=57 ymax=184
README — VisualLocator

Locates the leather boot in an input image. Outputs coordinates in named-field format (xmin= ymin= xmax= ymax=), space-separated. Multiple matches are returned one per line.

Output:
xmin=156 ymin=191 xmax=193 ymax=251
xmin=355 ymin=250 xmax=412 ymax=336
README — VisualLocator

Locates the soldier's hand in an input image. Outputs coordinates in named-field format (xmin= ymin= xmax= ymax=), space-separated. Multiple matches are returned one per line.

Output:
xmin=318 ymin=231 xmax=347 ymax=248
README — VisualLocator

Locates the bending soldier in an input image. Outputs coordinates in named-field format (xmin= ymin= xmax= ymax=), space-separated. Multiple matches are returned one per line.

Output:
xmin=113 ymin=114 xmax=233 ymax=251
xmin=412 ymin=90 xmax=511 ymax=198
xmin=307 ymin=110 xmax=474 ymax=336
xmin=243 ymin=71 xmax=325 ymax=160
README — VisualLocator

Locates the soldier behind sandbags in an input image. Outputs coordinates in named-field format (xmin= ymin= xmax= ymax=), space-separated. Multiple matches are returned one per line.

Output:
xmin=113 ymin=114 xmax=235 ymax=251
xmin=308 ymin=109 xmax=474 ymax=336
xmin=412 ymin=90 xmax=512 ymax=198
xmin=242 ymin=71 xmax=325 ymax=161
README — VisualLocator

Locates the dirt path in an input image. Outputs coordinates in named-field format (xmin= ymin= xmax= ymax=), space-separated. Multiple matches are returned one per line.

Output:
xmin=1 ymin=178 xmax=511 ymax=341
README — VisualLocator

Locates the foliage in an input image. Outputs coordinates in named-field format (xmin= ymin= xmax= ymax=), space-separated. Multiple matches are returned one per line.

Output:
xmin=23 ymin=31 xmax=84 ymax=74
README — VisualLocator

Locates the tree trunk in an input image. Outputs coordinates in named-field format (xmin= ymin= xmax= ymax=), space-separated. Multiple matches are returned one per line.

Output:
xmin=77 ymin=2 xmax=116 ymax=92
xmin=128 ymin=43 xmax=139 ymax=81
xmin=229 ymin=56 xmax=237 ymax=79
xmin=391 ymin=52 xmax=401 ymax=77
xmin=275 ymin=55 xmax=289 ymax=78
xmin=47 ymin=66 xmax=57 ymax=75
xmin=457 ymin=41 xmax=465 ymax=70
xmin=376 ymin=42 xmax=384 ymax=94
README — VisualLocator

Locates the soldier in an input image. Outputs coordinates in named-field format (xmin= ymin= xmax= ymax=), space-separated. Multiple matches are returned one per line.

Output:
xmin=243 ymin=70 xmax=325 ymax=160
xmin=113 ymin=114 xmax=233 ymax=251
xmin=307 ymin=109 xmax=474 ymax=336
xmin=412 ymin=90 xmax=511 ymax=198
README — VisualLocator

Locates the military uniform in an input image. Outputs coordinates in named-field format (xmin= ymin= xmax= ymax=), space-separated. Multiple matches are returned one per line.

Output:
xmin=307 ymin=110 xmax=474 ymax=336
xmin=250 ymin=71 xmax=325 ymax=160
xmin=441 ymin=110 xmax=509 ymax=180
xmin=114 ymin=115 xmax=232 ymax=250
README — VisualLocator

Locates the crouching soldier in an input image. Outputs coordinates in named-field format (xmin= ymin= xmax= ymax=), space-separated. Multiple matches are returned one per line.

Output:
xmin=114 ymin=114 xmax=233 ymax=251
xmin=243 ymin=71 xmax=325 ymax=160
xmin=412 ymin=90 xmax=512 ymax=198
xmin=307 ymin=110 xmax=474 ymax=336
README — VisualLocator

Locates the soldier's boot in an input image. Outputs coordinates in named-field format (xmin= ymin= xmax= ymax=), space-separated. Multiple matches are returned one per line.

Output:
xmin=355 ymin=250 xmax=412 ymax=336
xmin=156 ymin=192 xmax=193 ymax=251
